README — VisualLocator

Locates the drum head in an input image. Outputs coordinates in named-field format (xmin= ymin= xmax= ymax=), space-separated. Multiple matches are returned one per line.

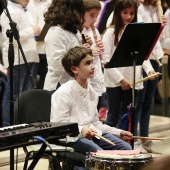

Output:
xmin=93 ymin=153 xmax=152 ymax=161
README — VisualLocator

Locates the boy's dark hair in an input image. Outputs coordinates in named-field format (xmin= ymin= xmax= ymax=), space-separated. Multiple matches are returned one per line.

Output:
xmin=83 ymin=0 xmax=101 ymax=11
xmin=44 ymin=0 xmax=84 ymax=33
xmin=62 ymin=46 xmax=92 ymax=77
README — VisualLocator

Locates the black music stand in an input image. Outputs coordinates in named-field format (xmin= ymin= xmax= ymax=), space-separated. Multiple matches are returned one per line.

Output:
xmin=104 ymin=23 xmax=164 ymax=148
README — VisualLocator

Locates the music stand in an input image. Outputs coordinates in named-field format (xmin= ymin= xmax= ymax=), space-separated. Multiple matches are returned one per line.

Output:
xmin=104 ymin=23 xmax=164 ymax=148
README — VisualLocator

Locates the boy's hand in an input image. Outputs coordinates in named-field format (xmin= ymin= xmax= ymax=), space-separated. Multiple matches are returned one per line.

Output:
xmin=81 ymin=126 xmax=96 ymax=139
xmin=120 ymin=130 xmax=133 ymax=141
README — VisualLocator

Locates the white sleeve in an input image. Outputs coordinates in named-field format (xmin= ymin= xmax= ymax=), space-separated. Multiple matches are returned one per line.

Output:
xmin=45 ymin=28 xmax=67 ymax=72
xmin=160 ymin=25 xmax=170 ymax=50
xmin=102 ymin=28 xmax=114 ymax=63
xmin=91 ymin=109 xmax=121 ymax=136
xmin=103 ymin=28 xmax=124 ymax=83
xmin=142 ymin=59 xmax=154 ymax=75
xmin=50 ymin=91 xmax=71 ymax=123
xmin=50 ymin=90 xmax=83 ymax=133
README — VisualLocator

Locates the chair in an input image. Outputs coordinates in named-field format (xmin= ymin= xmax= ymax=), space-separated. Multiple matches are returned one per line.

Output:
xmin=14 ymin=89 xmax=85 ymax=170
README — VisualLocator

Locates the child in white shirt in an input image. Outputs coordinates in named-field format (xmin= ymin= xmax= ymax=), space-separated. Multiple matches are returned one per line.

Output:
xmin=51 ymin=46 xmax=133 ymax=155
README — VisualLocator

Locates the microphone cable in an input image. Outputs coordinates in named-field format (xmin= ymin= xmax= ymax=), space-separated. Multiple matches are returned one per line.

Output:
xmin=33 ymin=136 xmax=53 ymax=153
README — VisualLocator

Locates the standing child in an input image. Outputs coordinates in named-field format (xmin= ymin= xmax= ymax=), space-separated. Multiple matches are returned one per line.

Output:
xmin=51 ymin=46 xmax=132 ymax=156
xmin=43 ymin=0 xmax=92 ymax=91
xmin=102 ymin=0 xmax=155 ymax=129
xmin=1 ymin=0 xmax=39 ymax=126
xmin=27 ymin=0 xmax=52 ymax=89
xmin=135 ymin=0 xmax=170 ymax=151
xmin=82 ymin=0 xmax=107 ymax=117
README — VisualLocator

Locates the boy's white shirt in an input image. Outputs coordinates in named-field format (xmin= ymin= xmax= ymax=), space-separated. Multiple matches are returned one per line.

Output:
xmin=51 ymin=79 xmax=121 ymax=141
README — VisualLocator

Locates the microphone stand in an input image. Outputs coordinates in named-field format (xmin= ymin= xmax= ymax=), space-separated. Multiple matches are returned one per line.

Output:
xmin=7 ymin=29 xmax=15 ymax=170
xmin=1 ymin=1 xmax=36 ymax=170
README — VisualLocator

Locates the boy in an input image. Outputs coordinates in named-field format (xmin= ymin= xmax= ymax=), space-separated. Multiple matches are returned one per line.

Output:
xmin=51 ymin=46 xmax=132 ymax=155
xmin=82 ymin=0 xmax=107 ymax=119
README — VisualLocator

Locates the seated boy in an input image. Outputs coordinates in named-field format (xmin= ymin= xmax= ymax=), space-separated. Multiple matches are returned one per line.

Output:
xmin=50 ymin=46 xmax=132 ymax=155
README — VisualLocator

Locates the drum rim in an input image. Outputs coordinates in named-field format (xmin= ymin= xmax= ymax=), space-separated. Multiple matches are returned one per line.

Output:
xmin=87 ymin=153 xmax=152 ymax=161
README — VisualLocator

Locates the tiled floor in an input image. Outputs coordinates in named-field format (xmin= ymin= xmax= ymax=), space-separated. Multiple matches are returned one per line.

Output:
xmin=0 ymin=115 xmax=170 ymax=170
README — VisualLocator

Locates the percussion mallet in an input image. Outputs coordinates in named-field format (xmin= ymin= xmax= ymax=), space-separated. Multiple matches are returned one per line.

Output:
xmin=132 ymin=136 xmax=167 ymax=141
xmin=95 ymin=133 xmax=115 ymax=146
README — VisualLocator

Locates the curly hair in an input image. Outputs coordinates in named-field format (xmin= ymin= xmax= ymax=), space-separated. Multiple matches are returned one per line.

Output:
xmin=62 ymin=46 xmax=92 ymax=77
xmin=44 ymin=0 xmax=84 ymax=34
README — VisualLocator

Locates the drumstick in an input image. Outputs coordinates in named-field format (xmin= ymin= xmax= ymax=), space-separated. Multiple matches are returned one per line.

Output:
xmin=131 ymin=72 xmax=162 ymax=85
xmin=95 ymin=133 xmax=115 ymax=146
xmin=133 ymin=136 xmax=167 ymax=141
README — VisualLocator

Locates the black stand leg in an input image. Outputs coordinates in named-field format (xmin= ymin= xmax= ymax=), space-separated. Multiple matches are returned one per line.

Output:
xmin=130 ymin=51 xmax=138 ymax=149
xmin=27 ymin=143 xmax=47 ymax=170
xmin=6 ymin=29 xmax=15 ymax=170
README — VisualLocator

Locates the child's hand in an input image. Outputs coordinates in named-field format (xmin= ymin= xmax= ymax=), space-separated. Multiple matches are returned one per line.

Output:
xmin=92 ymin=47 xmax=102 ymax=56
xmin=120 ymin=130 xmax=133 ymax=141
xmin=148 ymin=70 xmax=157 ymax=80
xmin=32 ymin=25 xmax=41 ymax=36
xmin=161 ymin=15 xmax=167 ymax=25
xmin=85 ymin=35 xmax=93 ymax=46
xmin=96 ymin=40 xmax=104 ymax=52
xmin=81 ymin=126 xmax=96 ymax=139
xmin=83 ymin=43 xmax=91 ymax=49
xmin=119 ymin=78 xmax=131 ymax=90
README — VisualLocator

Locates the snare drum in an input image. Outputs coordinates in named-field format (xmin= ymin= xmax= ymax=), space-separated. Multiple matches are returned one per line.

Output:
xmin=85 ymin=153 xmax=152 ymax=170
